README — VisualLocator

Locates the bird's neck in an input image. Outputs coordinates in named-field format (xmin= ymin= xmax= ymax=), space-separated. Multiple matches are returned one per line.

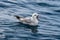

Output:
xmin=31 ymin=16 xmax=38 ymax=25
xmin=32 ymin=16 xmax=38 ymax=21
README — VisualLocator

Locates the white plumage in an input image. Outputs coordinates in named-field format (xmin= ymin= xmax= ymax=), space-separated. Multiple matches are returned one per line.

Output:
xmin=15 ymin=13 xmax=39 ymax=26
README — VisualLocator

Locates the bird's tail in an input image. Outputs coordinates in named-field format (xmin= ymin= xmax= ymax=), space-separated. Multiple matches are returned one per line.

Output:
xmin=14 ymin=15 xmax=20 ymax=20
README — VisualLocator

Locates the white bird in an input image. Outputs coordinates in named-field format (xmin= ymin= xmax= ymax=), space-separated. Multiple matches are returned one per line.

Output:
xmin=14 ymin=13 xmax=39 ymax=26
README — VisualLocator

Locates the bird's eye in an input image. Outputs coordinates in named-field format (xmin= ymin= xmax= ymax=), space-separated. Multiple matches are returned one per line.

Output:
xmin=34 ymin=15 xmax=36 ymax=16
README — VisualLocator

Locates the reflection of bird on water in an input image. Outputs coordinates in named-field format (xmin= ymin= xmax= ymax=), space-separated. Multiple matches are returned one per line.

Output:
xmin=12 ymin=22 xmax=38 ymax=33
xmin=14 ymin=13 xmax=39 ymax=26
xmin=26 ymin=26 xmax=38 ymax=33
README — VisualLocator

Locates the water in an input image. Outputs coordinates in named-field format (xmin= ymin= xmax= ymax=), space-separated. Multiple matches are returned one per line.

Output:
xmin=0 ymin=0 xmax=60 ymax=40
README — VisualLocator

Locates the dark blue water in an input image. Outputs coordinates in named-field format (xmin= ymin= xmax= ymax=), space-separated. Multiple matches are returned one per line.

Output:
xmin=0 ymin=0 xmax=60 ymax=40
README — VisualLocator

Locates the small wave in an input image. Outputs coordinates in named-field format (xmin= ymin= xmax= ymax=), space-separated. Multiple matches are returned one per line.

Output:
xmin=3 ymin=1 xmax=30 ymax=8
xmin=37 ymin=2 xmax=58 ymax=7
xmin=0 ymin=3 xmax=10 ymax=8
xmin=54 ymin=10 xmax=60 ymax=12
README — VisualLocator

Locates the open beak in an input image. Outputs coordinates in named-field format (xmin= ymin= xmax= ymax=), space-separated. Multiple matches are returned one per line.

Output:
xmin=37 ymin=16 xmax=38 ymax=19
xmin=37 ymin=15 xmax=40 ymax=20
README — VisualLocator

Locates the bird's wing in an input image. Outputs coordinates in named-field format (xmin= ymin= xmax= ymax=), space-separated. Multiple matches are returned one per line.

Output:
xmin=20 ymin=17 xmax=32 ymax=23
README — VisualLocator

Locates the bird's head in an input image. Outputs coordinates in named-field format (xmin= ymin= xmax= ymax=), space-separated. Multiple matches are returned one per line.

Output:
xmin=32 ymin=13 xmax=39 ymax=19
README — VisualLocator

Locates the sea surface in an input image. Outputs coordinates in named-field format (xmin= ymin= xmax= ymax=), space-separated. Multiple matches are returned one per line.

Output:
xmin=0 ymin=0 xmax=60 ymax=40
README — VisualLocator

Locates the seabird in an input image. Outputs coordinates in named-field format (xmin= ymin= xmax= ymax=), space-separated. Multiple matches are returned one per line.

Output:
xmin=14 ymin=13 xmax=39 ymax=26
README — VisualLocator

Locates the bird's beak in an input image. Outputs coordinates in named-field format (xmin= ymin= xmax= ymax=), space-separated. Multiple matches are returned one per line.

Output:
xmin=37 ymin=16 xmax=38 ymax=19
xmin=37 ymin=15 xmax=40 ymax=20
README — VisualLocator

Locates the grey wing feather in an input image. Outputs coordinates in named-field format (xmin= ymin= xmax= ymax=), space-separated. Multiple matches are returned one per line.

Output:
xmin=21 ymin=17 xmax=32 ymax=24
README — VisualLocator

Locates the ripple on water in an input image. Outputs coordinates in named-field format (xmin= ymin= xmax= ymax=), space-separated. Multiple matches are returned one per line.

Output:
xmin=0 ymin=0 xmax=60 ymax=40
